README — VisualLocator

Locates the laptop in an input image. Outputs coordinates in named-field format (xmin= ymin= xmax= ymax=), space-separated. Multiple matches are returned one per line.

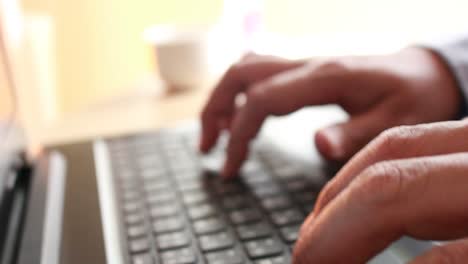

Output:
xmin=0 ymin=3 xmax=436 ymax=264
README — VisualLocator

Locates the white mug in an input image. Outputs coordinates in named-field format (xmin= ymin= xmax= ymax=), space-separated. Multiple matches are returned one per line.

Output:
xmin=144 ymin=25 xmax=210 ymax=90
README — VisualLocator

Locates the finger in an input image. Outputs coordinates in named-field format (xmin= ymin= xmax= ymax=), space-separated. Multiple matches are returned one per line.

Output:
xmin=294 ymin=153 xmax=468 ymax=264
xmin=199 ymin=54 xmax=303 ymax=152
xmin=221 ymin=62 xmax=356 ymax=177
xmin=409 ymin=239 xmax=468 ymax=264
xmin=314 ymin=120 xmax=468 ymax=217
xmin=315 ymin=99 xmax=399 ymax=161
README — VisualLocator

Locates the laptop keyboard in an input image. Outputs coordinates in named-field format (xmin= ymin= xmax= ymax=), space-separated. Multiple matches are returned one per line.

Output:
xmin=107 ymin=132 xmax=330 ymax=264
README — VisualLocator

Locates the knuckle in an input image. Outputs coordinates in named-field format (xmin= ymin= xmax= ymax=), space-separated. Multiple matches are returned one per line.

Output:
xmin=225 ymin=61 xmax=246 ymax=81
xmin=239 ymin=51 xmax=259 ymax=62
xmin=245 ymin=85 xmax=268 ymax=113
xmin=374 ymin=125 xmax=424 ymax=155
xmin=314 ymin=180 xmax=338 ymax=212
xmin=350 ymin=161 xmax=405 ymax=207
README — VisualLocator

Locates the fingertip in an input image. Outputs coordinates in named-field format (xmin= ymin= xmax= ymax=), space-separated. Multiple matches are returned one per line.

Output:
xmin=315 ymin=127 xmax=346 ymax=161
xmin=221 ymin=162 xmax=234 ymax=178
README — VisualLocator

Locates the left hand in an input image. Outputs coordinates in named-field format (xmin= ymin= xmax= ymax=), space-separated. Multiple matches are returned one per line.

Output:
xmin=293 ymin=120 xmax=468 ymax=263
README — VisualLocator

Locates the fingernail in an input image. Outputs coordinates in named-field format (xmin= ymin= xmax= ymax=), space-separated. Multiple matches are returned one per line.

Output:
xmin=318 ymin=127 xmax=345 ymax=160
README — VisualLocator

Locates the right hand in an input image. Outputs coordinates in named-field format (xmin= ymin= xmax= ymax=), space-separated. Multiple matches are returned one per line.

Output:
xmin=199 ymin=48 xmax=462 ymax=178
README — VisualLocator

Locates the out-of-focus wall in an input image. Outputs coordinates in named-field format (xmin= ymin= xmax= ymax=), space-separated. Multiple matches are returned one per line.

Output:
xmin=21 ymin=0 xmax=223 ymax=113
xmin=20 ymin=0 xmax=468 ymax=113
xmin=264 ymin=0 xmax=468 ymax=36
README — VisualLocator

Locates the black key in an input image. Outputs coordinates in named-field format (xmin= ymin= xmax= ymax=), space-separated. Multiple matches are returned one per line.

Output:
xmin=293 ymin=191 xmax=317 ymax=204
xmin=245 ymin=238 xmax=283 ymax=259
xmin=150 ymin=204 xmax=179 ymax=219
xmin=199 ymin=232 xmax=234 ymax=252
xmin=280 ymin=225 xmax=300 ymax=243
xmin=161 ymin=247 xmax=197 ymax=264
xmin=284 ymin=178 xmax=308 ymax=192
xmin=213 ymin=182 xmax=244 ymax=196
xmin=130 ymin=237 xmax=150 ymax=253
xmin=182 ymin=191 xmax=209 ymax=205
xmin=132 ymin=252 xmax=154 ymax=264
xmin=242 ymin=171 xmax=272 ymax=185
xmin=193 ymin=218 xmax=226 ymax=235
xmin=270 ymin=209 xmax=304 ymax=226
xmin=302 ymin=203 xmax=315 ymax=214
xmin=188 ymin=204 xmax=216 ymax=220
xmin=157 ymin=231 xmax=191 ymax=251
xmin=222 ymin=195 xmax=250 ymax=210
xmin=236 ymin=222 xmax=272 ymax=240
xmin=229 ymin=208 xmax=262 ymax=225
xmin=205 ymin=248 xmax=244 ymax=264
xmin=255 ymin=255 xmax=289 ymax=264
xmin=153 ymin=217 xmax=185 ymax=234
xmin=261 ymin=196 xmax=293 ymax=211
xmin=128 ymin=223 xmax=148 ymax=238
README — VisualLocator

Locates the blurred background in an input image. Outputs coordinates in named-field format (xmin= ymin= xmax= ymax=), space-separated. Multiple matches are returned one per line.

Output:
xmin=2 ymin=0 xmax=468 ymax=145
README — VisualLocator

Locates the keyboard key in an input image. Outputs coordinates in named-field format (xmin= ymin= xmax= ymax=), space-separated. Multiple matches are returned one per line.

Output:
xmin=222 ymin=195 xmax=250 ymax=210
xmin=147 ymin=191 xmax=176 ymax=205
xmin=229 ymin=208 xmax=262 ymax=225
xmin=199 ymin=232 xmax=234 ymax=252
xmin=157 ymin=231 xmax=191 ymax=251
xmin=251 ymin=184 xmax=283 ymax=198
xmin=128 ymin=223 xmax=148 ymax=238
xmin=126 ymin=211 xmax=144 ymax=225
xmin=236 ymin=222 xmax=272 ymax=240
xmin=293 ymin=191 xmax=317 ymax=204
xmin=153 ymin=217 xmax=185 ymax=234
xmin=176 ymin=179 xmax=205 ymax=192
xmin=130 ymin=237 xmax=150 ymax=253
xmin=144 ymin=179 xmax=172 ymax=192
xmin=302 ymin=203 xmax=315 ymax=214
xmin=242 ymin=171 xmax=272 ymax=185
xmin=193 ymin=218 xmax=226 ymax=235
xmin=255 ymin=255 xmax=288 ymax=264
xmin=161 ymin=247 xmax=197 ymax=264
xmin=123 ymin=201 xmax=143 ymax=213
xmin=270 ymin=209 xmax=304 ymax=226
xmin=284 ymin=178 xmax=309 ymax=192
xmin=182 ymin=191 xmax=209 ymax=205
xmin=123 ymin=190 xmax=141 ymax=201
xmin=213 ymin=182 xmax=244 ymax=196
xmin=261 ymin=196 xmax=293 ymax=211
xmin=245 ymin=238 xmax=283 ymax=258
xmin=188 ymin=204 xmax=216 ymax=220
xmin=280 ymin=225 xmax=300 ymax=243
xmin=205 ymin=248 xmax=243 ymax=264
xmin=132 ymin=252 xmax=154 ymax=264
xmin=150 ymin=204 xmax=179 ymax=219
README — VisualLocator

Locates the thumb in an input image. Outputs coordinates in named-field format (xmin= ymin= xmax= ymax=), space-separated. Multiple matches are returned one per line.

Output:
xmin=315 ymin=105 xmax=394 ymax=161
xmin=409 ymin=239 xmax=468 ymax=264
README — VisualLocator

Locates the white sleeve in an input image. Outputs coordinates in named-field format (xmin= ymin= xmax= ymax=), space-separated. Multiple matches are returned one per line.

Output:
xmin=425 ymin=35 xmax=468 ymax=117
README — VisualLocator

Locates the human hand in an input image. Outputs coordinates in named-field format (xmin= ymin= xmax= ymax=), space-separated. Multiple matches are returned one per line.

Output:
xmin=199 ymin=48 xmax=462 ymax=177
xmin=293 ymin=120 xmax=468 ymax=263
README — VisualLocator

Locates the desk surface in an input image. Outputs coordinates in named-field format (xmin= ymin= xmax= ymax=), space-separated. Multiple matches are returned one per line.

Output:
xmin=32 ymin=77 xmax=214 ymax=146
